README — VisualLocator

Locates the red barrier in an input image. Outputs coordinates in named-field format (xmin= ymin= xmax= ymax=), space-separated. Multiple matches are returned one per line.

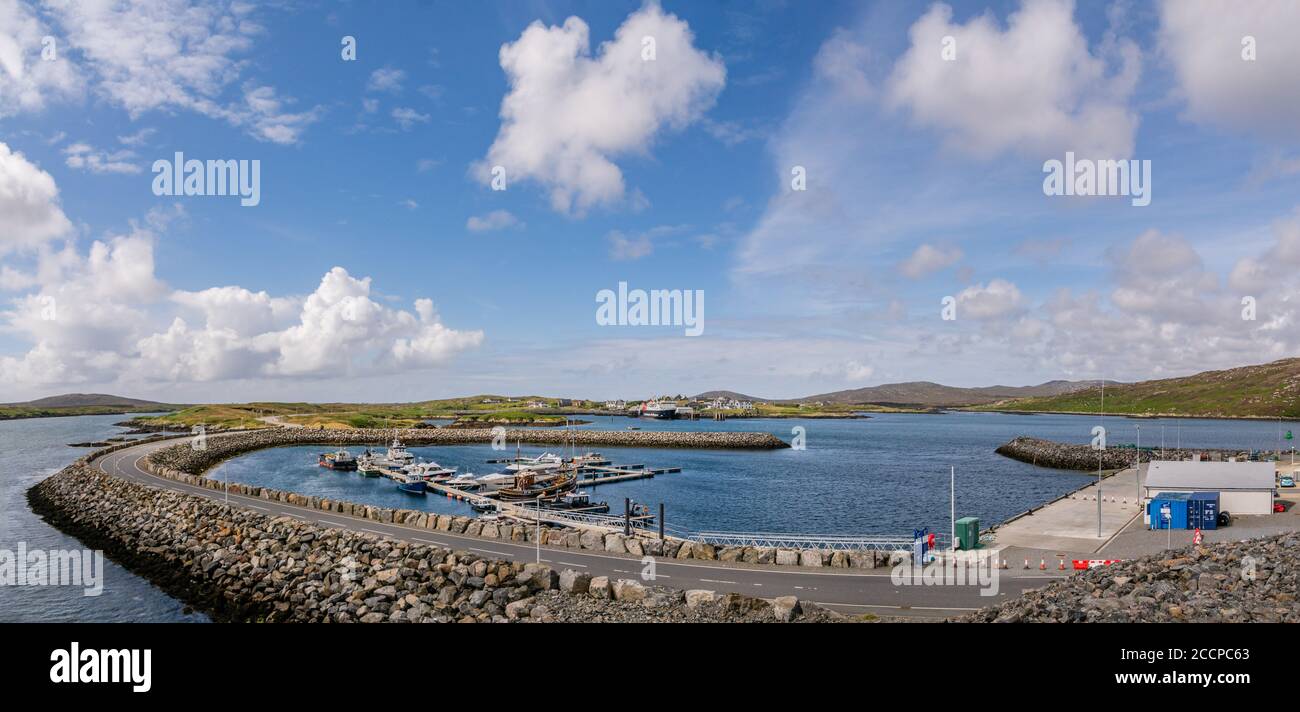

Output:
xmin=1072 ymin=559 xmax=1123 ymax=570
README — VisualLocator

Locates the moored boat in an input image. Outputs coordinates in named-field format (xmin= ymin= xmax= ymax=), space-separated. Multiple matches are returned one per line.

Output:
xmin=356 ymin=449 xmax=383 ymax=477
xmin=495 ymin=471 xmax=578 ymax=502
xmin=318 ymin=449 xmax=358 ymax=471
xmin=396 ymin=471 xmax=427 ymax=494
xmin=505 ymin=452 xmax=563 ymax=473
xmin=408 ymin=461 xmax=457 ymax=484
xmin=638 ymin=399 xmax=677 ymax=419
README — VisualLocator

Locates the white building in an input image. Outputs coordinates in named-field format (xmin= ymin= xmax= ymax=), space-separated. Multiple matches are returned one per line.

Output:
xmin=1142 ymin=460 xmax=1276 ymax=515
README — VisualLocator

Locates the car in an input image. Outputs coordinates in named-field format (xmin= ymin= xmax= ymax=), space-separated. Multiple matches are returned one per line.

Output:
xmin=1217 ymin=511 xmax=1232 ymax=527
xmin=1280 ymin=475 xmax=1296 ymax=488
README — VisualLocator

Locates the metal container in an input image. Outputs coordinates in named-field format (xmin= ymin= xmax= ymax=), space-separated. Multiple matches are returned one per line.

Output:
xmin=1188 ymin=492 xmax=1219 ymax=530
xmin=954 ymin=517 xmax=980 ymax=550
xmin=1148 ymin=492 xmax=1191 ymax=530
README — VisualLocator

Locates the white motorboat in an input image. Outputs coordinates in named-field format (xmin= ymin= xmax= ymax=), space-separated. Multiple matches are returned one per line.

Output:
xmin=505 ymin=452 xmax=563 ymax=473
xmin=408 ymin=461 xmax=457 ymax=483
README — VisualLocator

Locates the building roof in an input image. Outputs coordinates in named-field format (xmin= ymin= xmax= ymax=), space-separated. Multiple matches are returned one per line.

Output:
xmin=1144 ymin=460 xmax=1275 ymax=491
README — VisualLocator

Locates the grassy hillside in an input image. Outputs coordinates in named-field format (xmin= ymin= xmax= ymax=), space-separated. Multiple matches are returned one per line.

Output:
xmin=131 ymin=396 xmax=579 ymax=429
xmin=971 ymin=359 xmax=1300 ymax=419
xmin=0 ymin=404 xmax=177 ymax=421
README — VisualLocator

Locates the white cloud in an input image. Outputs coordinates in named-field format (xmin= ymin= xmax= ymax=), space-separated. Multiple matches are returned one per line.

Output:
xmin=605 ymin=224 xmax=684 ymax=260
xmin=0 ymin=0 xmax=83 ymax=117
xmin=1158 ymin=0 xmax=1300 ymax=137
xmin=957 ymin=278 xmax=1024 ymax=319
xmin=607 ymin=231 xmax=653 ymax=261
xmin=478 ymin=1 xmax=725 ymax=214
xmin=0 ymin=142 xmax=73 ymax=255
xmin=391 ymin=106 xmax=429 ymax=130
xmin=116 ymin=127 xmax=156 ymax=147
xmin=887 ymin=0 xmax=1140 ymax=158
xmin=367 ymin=66 xmax=405 ymax=93
xmin=63 ymin=142 xmax=141 ymax=174
xmin=466 ymin=210 xmax=521 ymax=232
xmin=43 ymin=0 xmax=320 ymax=144
xmin=899 ymin=243 xmax=962 ymax=279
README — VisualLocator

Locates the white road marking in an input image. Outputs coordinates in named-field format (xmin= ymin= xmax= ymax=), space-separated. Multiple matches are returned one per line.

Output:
xmin=470 ymin=547 xmax=507 ymax=557
xmin=361 ymin=528 xmax=388 ymax=535
xmin=557 ymin=562 xmax=588 ymax=568
xmin=700 ymin=578 xmax=736 ymax=584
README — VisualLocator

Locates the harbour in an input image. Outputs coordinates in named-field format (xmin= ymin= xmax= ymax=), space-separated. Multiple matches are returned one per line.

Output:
xmin=208 ymin=412 xmax=1294 ymax=539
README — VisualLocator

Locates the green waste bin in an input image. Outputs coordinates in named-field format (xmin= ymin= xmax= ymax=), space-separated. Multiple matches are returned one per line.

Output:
xmin=954 ymin=517 xmax=980 ymax=550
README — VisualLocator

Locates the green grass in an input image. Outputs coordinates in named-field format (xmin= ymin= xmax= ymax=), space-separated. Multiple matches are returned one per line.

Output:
xmin=0 ymin=404 xmax=177 ymax=421
xmin=969 ymin=358 xmax=1300 ymax=419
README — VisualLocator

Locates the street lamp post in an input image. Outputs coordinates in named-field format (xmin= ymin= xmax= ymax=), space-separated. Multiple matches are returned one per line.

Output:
xmin=950 ymin=466 xmax=956 ymax=554
xmin=535 ymin=495 xmax=542 ymax=563
xmin=1136 ymin=425 xmax=1141 ymax=507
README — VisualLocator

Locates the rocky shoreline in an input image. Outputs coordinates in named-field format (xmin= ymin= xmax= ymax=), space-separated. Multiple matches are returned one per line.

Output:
xmin=961 ymin=533 xmax=1299 ymax=622
xmin=29 ymin=461 xmax=843 ymax=623
xmin=994 ymin=436 xmax=1262 ymax=472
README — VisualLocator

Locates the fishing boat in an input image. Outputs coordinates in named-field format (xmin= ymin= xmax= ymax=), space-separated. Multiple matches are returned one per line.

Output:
xmin=376 ymin=437 xmax=416 ymax=468
xmin=495 ymin=472 xmax=578 ymax=502
xmin=396 ymin=471 xmax=427 ymax=494
xmin=318 ymin=449 xmax=358 ymax=471
xmin=356 ymin=455 xmax=383 ymax=477
xmin=549 ymin=489 xmax=609 ymax=513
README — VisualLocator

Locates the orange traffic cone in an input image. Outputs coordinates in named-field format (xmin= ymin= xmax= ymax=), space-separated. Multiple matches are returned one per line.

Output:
xmin=1023 ymin=558 xmax=1030 ymax=569
xmin=1039 ymin=559 xmax=1046 ymax=570
xmin=1059 ymin=559 xmax=1066 ymax=570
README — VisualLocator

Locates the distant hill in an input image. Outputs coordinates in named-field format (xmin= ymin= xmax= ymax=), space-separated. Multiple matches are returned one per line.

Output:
xmin=8 ymin=393 xmax=173 ymax=408
xmin=972 ymin=358 xmax=1300 ymax=418
xmin=694 ymin=390 xmax=765 ymax=402
xmin=791 ymin=380 xmax=1107 ymax=407
xmin=0 ymin=393 xmax=180 ymax=421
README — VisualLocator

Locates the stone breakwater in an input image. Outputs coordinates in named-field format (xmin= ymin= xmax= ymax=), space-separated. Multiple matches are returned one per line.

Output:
xmin=960 ymin=533 xmax=1299 ymax=622
xmin=995 ymin=436 xmax=1260 ymax=472
xmin=141 ymin=430 xmax=897 ymax=569
xmin=28 ymin=462 xmax=842 ymax=623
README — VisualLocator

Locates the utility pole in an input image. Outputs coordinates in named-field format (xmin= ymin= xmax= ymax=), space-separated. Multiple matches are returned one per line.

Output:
xmin=1136 ymin=425 xmax=1141 ymax=507
xmin=950 ymin=466 xmax=956 ymax=553
xmin=535 ymin=495 xmax=542 ymax=563
xmin=1098 ymin=379 xmax=1104 ymax=538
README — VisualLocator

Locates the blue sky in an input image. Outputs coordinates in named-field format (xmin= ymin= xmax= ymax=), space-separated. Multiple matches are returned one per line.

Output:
xmin=2 ymin=0 xmax=1299 ymax=403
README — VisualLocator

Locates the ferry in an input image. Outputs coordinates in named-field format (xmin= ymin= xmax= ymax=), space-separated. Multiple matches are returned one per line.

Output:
xmin=638 ymin=400 xmax=677 ymax=419
xmin=396 ymin=471 xmax=427 ymax=494
xmin=318 ymin=449 xmax=358 ymax=471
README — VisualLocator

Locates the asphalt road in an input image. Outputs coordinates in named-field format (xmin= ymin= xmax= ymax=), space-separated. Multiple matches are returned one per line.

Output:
xmin=91 ymin=439 xmax=1070 ymax=619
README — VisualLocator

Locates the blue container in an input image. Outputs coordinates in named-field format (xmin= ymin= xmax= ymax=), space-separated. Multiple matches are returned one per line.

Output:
xmin=1188 ymin=492 xmax=1219 ymax=530
xmin=1149 ymin=492 xmax=1191 ymax=530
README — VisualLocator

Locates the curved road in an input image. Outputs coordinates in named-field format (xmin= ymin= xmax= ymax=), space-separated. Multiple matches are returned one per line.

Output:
xmin=92 ymin=439 xmax=1069 ymax=618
